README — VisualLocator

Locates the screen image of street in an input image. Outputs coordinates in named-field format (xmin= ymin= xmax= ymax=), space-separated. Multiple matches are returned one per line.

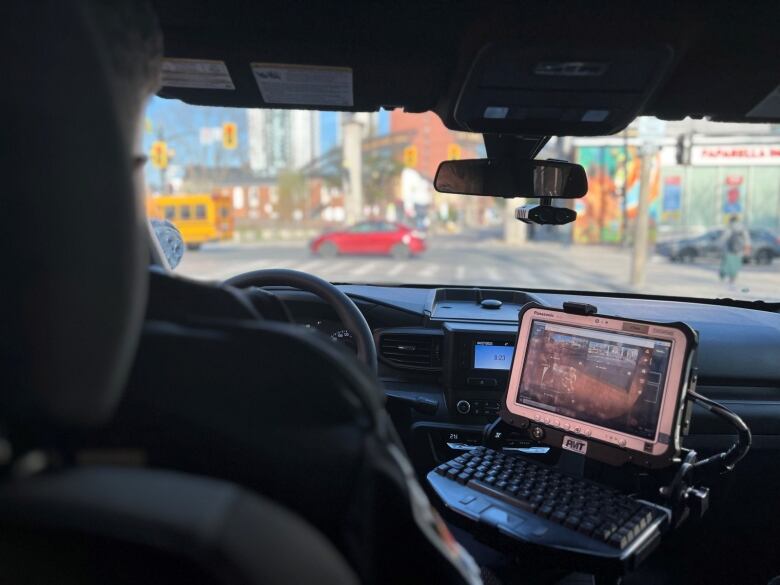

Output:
xmin=516 ymin=321 xmax=672 ymax=440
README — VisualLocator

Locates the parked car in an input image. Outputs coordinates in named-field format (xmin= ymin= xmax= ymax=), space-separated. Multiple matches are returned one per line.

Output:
xmin=656 ymin=228 xmax=780 ymax=264
xmin=310 ymin=221 xmax=426 ymax=259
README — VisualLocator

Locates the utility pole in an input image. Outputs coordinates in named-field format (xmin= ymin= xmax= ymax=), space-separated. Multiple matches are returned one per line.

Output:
xmin=630 ymin=144 xmax=657 ymax=286
xmin=503 ymin=198 xmax=528 ymax=245
xmin=620 ymin=128 xmax=629 ymax=246
xmin=342 ymin=114 xmax=363 ymax=224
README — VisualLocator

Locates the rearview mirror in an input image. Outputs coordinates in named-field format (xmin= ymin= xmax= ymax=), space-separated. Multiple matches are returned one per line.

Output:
xmin=434 ymin=158 xmax=588 ymax=199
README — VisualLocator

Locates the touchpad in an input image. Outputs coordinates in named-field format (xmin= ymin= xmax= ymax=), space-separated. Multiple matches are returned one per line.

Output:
xmin=480 ymin=506 xmax=525 ymax=529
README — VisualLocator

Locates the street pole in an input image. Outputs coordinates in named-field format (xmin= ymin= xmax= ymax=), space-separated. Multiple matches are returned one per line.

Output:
xmin=342 ymin=115 xmax=363 ymax=224
xmin=621 ymin=129 xmax=629 ymax=246
xmin=630 ymin=144 xmax=657 ymax=286
xmin=503 ymin=198 xmax=527 ymax=245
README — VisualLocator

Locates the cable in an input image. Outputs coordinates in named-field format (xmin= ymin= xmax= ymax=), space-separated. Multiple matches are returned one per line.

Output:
xmin=688 ymin=390 xmax=751 ymax=473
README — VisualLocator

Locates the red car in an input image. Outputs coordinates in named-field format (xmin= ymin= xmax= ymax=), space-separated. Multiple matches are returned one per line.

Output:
xmin=310 ymin=221 xmax=426 ymax=259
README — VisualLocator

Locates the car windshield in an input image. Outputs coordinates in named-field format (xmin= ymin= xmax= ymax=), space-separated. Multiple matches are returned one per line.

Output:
xmin=144 ymin=98 xmax=780 ymax=301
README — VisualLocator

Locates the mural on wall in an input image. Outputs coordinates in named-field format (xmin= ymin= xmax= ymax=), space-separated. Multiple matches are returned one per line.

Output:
xmin=661 ymin=176 xmax=682 ymax=222
xmin=573 ymin=146 xmax=661 ymax=243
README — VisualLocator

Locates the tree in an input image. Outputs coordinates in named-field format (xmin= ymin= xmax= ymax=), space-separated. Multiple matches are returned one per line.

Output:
xmin=277 ymin=168 xmax=307 ymax=220
xmin=315 ymin=150 xmax=403 ymax=204
xmin=363 ymin=153 xmax=404 ymax=206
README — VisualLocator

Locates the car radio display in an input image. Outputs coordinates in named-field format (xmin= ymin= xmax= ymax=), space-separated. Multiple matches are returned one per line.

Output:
xmin=516 ymin=321 xmax=672 ymax=440
xmin=473 ymin=341 xmax=514 ymax=371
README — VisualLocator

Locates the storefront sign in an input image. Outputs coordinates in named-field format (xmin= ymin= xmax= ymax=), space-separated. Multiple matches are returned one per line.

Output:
xmin=691 ymin=144 xmax=780 ymax=166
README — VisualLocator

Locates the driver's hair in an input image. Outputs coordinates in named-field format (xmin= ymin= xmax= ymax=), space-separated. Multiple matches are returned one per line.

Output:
xmin=86 ymin=0 xmax=163 ymax=143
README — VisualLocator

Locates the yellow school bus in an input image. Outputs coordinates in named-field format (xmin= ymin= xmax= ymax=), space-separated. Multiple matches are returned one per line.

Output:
xmin=147 ymin=193 xmax=234 ymax=250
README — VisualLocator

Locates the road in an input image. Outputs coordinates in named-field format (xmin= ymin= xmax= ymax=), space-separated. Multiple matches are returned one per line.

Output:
xmin=176 ymin=235 xmax=780 ymax=301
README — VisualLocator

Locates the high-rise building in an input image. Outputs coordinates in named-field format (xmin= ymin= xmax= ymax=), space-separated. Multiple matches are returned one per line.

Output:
xmin=248 ymin=109 xmax=321 ymax=176
xmin=290 ymin=110 xmax=320 ymax=169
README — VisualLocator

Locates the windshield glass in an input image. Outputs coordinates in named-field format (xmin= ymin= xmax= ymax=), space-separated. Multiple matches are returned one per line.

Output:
xmin=144 ymin=97 xmax=780 ymax=301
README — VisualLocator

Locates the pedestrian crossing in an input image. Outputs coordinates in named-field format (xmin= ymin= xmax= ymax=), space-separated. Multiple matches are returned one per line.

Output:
xmin=174 ymin=241 xmax=779 ymax=301
xmin=179 ymin=255 xmax=586 ymax=289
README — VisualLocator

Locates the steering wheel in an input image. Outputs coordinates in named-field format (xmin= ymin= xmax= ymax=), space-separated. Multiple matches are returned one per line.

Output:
xmin=224 ymin=269 xmax=378 ymax=372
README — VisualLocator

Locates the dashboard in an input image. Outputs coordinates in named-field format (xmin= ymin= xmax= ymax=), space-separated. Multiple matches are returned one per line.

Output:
xmin=267 ymin=283 xmax=780 ymax=582
xmin=271 ymin=284 xmax=780 ymax=475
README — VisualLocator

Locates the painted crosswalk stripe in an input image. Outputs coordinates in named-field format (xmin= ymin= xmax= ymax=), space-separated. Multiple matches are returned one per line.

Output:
xmin=387 ymin=263 xmax=407 ymax=277
xmin=350 ymin=261 xmax=378 ymax=276
xmin=418 ymin=264 xmax=440 ymax=278
xmin=325 ymin=261 xmax=351 ymax=271
xmin=455 ymin=265 xmax=466 ymax=280
xmin=294 ymin=259 xmax=325 ymax=273
xmin=191 ymin=258 xmax=273 ymax=281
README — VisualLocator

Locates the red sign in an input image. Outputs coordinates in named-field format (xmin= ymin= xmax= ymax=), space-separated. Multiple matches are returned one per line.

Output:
xmin=723 ymin=175 xmax=744 ymax=214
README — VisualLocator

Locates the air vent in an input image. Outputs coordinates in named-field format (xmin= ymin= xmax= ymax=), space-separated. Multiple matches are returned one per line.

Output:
xmin=379 ymin=331 xmax=443 ymax=370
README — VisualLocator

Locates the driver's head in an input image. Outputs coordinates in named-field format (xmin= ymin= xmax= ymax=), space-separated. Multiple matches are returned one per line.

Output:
xmin=87 ymin=0 xmax=163 ymax=168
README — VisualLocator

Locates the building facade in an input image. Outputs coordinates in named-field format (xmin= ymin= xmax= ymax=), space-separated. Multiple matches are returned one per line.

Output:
xmin=247 ymin=109 xmax=321 ymax=176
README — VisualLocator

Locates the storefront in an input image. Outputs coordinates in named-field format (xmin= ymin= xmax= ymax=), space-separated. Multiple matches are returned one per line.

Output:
xmin=660 ymin=143 xmax=780 ymax=232
xmin=572 ymin=137 xmax=780 ymax=243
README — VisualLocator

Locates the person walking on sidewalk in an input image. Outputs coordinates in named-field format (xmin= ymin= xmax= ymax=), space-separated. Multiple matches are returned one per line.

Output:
xmin=719 ymin=216 xmax=751 ymax=285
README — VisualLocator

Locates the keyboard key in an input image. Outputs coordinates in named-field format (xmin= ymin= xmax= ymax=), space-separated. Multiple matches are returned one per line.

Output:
xmin=595 ymin=525 xmax=614 ymax=541
xmin=609 ymin=531 xmax=631 ymax=549
xmin=551 ymin=510 xmax=567 ymax=524
xmin=602 ymin=521 xmax=618 ymax=534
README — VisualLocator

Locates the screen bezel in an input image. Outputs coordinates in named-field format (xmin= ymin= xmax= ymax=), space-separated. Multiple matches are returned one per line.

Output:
xmin=504 ymin=307 xmax=690 ymax=457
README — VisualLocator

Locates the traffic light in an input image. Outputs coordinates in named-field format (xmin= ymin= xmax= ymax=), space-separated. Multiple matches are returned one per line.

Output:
xmin=150 ymin=141 xmax=168 ymax=169
xmin=223 ymin=122 xmax=238 ymax=149
xmin=675 ymin=134 xmax=690 ymax=165
xmin=402 ymin=145 xmax=418 ymax=168
xmin=446 ymin=143 xmax=461 ymax=160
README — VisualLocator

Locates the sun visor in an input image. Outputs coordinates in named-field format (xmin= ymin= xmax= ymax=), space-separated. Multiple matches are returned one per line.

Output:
xmin=453 ymin=44 xmax=674 ymax=136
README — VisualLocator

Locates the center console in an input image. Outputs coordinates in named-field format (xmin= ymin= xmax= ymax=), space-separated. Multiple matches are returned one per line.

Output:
xmin=442 ymin=323 xmax=518 ymax=419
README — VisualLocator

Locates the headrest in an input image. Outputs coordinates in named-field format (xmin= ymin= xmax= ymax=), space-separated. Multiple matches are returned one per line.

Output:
xmin=0 ymin=0 xmax=148 ymax=428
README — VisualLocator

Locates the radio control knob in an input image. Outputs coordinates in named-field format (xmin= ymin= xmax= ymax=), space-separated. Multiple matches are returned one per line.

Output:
xmin=456 ymin=400 xmax=471 ymax=415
